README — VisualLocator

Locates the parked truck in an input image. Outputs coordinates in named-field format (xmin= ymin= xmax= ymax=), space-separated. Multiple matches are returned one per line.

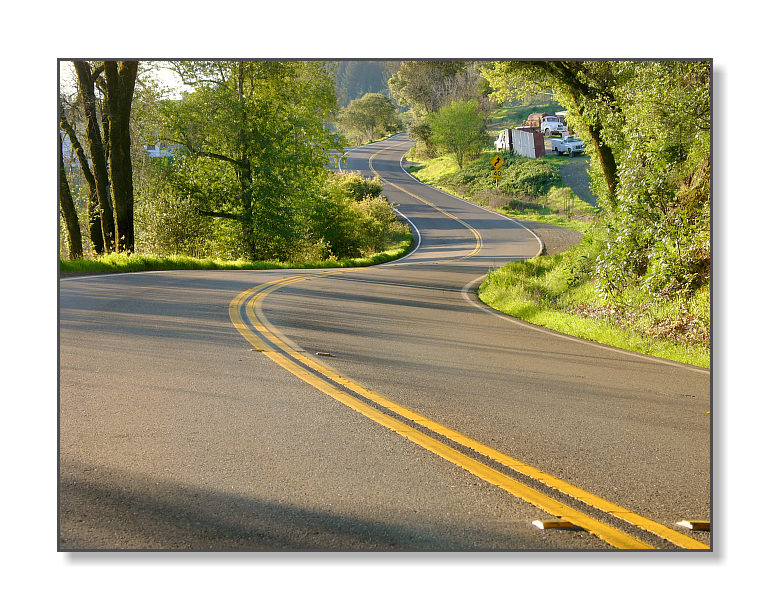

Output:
xmin=539 ymin=115 xmax=569 ymax=137
xmin=521 ymin=112 xmax=569 ymax=137
xmin=551 ymin=134 xmax=585 ymax=157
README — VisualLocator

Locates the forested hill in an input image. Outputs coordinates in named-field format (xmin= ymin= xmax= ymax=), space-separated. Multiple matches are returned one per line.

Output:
xmin=334 ymin=61 xmax=398 ymax=106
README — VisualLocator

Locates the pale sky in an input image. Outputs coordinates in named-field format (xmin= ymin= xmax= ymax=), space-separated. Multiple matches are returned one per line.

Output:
xmin=59 ymin=60 xmax=188 ymax=99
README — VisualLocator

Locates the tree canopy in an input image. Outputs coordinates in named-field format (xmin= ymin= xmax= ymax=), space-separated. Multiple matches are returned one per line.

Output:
xmin=336 ymin=93 xmax=402 ymax=145
xmin=157 ymin=61 xmax=342 ymax=260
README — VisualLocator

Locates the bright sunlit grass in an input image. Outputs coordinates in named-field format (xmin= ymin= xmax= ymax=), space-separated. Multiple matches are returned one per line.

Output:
xmin=478 ymin=257 xmax=709 ymax=369
xmin=60 ymin=238 xmax=413 ymax=276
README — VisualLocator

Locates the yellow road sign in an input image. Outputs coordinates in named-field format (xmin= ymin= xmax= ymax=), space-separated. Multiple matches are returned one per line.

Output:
xmin=492 ymin=169 xmax=503 ymax=179
xmin=490 ymin=154 xmax=504 ymax=169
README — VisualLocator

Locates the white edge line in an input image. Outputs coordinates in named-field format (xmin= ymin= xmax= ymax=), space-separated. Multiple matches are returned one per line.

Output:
xmin=398 ymin=143 xmax=707 ymax=373
xmin=461 ymin=273 xmax=709 ymax=375
xmin=398 ymin=150 xmax=544 ymax=258
xmin=383 ymin=208 xmax=422 ymax=265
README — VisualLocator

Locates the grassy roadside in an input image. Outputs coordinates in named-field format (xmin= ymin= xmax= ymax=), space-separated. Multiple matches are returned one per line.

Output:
xmin=405 ymin=148 xmax=709 ymax=369
xmin=478 ymin=254 xmax=709 ymax=368
xmin=405 ymin=149 xmax=595 ymax=230
xmin=60 ymin=237 xmax=413 ymax=277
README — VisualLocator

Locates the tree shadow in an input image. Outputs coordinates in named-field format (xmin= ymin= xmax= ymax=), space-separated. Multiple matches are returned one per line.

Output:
xmin=59 ymin=460 xmax=562 ymax=552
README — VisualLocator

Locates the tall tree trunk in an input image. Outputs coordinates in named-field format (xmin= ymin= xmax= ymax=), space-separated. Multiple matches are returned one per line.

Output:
xmin=236 ymin=162 xmax=256 ymax=260
xmin=537 ymin=61 xmax=619 ymax=202
xmin=104 ymin=61 xmax=138 ymax=253
xmin=73 ymin=61 xmax=116 ymax=251
xmin=59 ymin=105 xmax=105 ymax=254
xmin=59 ymin=133 xmax=83 ymax=259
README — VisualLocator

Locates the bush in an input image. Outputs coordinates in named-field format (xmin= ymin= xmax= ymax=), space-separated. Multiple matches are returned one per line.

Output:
xmin=449 ymin=154 xmax=559 ymax=197
xmin=332 ymin=171 xmax=383 ymax=201
xmin=308 ymin=172 xmax=408 ymax=259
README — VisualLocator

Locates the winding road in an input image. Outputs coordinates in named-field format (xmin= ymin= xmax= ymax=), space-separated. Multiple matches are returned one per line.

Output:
xmin=59 ymin=134 xmax=710 ymax=550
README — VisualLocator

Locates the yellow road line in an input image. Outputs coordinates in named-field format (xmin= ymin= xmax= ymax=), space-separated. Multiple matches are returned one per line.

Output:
xmin=243 ymin=276 xmax=708 ymax=549
xmin=230 ymin=282 xmax=658 ymax=549
xmin=368 ymin=141 xmax=483 ymax=260
xmin=227 ymin=144 xmax=709 ymax=550
xmin=359 ymin=140 xmax=708 ymax=549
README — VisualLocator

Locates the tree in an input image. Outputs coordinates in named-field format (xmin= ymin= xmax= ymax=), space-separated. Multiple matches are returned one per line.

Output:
xmin=71 ymin=60 xmax=139 ymax=253
xmin=103 ymin=61 xmax=139 ymax=252
xmin=483 ymin=60 xmax=711 ymax=300
xmin=428 ymin=99 xmax=488 ymax=169
xmin=336 ymin=93 xmax=401 ymax=145
xmin=158 ymin=61 xmax=341 ymax=261
xmin=388 ymin=61 xmax=491 ymax=157
xmin=388 ymin=61 xmax=466 ymax=115
xmin=73 ymin=61 xmax=116 ymax=251
xmin=59 ymin=95 xmax=104 ymax=254
xmin=59 ymin=132 xmax=83 ymax=259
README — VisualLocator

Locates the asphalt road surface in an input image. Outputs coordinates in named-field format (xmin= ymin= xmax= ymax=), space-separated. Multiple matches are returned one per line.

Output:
xmin=59 ymin=134 xmax=710 ymax=551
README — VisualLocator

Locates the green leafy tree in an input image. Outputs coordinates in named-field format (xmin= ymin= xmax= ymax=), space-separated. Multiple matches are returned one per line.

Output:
xmin=388 ymin=61 xmax=491 ymax=157
xmin=158 ymin=61 xmax=342 ymax=260
xmin=483 ymin=60 xmax=711 ymax=300
xmin=336 ymin=93 xmax=402 ymax=145
xmin=388 ymin=61 xmax=466 ymax=115
xmin=428 ymin=99 xmax=488 ymax=169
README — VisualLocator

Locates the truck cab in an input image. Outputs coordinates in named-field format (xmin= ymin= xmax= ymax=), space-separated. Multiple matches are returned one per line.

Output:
xmin=540 ymin=115 xmax=568 ymax=137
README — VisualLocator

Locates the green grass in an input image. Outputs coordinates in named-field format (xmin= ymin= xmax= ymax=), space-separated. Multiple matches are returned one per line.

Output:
xmin=406 ymin=150 xmax=596 ymax=231
xmin=406 ymin=145 xmax=708 ymax=368
xmin=60 ymin=237 xmax=413 ymax=276
xmin=487 ymin=102 xmax=566 ymax=130
xmin=478 ymin=255 xmax=709 ymax=369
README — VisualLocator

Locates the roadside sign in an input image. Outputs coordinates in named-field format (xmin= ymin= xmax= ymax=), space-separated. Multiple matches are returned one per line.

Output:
xmin=492 ymin=169 xmax=503 ymax=179
xmin=490 ymin=154 xmax=504 ymax=170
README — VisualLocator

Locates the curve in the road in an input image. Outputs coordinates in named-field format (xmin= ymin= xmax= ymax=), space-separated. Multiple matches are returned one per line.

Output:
xmin=230 ymin=135 xmax=709 ymax=550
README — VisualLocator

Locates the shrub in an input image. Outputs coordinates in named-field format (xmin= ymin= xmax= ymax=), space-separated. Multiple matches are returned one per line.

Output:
xmin=308 ymin=172 xmax=408 ymax=259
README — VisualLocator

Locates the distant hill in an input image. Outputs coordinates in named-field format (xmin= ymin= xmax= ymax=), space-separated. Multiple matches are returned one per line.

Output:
xmin=334 ymin=61 xmax=399 ymax=106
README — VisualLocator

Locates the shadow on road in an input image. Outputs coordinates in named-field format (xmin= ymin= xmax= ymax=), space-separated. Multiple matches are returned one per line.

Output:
xmin=59 ymin=460 xmax=575 ymax=551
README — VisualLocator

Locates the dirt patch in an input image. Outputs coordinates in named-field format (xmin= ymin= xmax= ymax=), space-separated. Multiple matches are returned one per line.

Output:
xmin=514 ymin=219 xmax=583 ymax=256
xmin=558 ymin=158 xmax=596 ymax=207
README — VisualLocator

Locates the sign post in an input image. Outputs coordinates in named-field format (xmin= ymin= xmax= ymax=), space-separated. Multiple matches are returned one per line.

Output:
xmin=490 ymin=155 xmax=504 ymax=188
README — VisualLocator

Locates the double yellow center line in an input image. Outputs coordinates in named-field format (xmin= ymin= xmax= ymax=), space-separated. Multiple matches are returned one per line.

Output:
xmin=228 ymin=139 xmax=707 ymax=550
xmin=368 ymin=140 xmax=483 ymax=261
xmin=229 ymin=272 xmax=708 ymax=550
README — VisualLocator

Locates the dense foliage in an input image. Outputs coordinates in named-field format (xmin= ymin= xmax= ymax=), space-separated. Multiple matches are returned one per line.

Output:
xmin=454 ymin=152 xmax=560 ymax=197
xmin=388 ymin=61 xmax=492 ymax=158
xmin=482 ymin=60 xmax=711 ymax=303
xmin=134 ymin=162 xmax=407 ymax=262
xmin=427 ymin=99 xmax=488 ymax=169
xmin=61 ymin=60 xmax=410 ymax=265
xmin=151 ymin=61 xmax=342 ymax=261
xmin=450 ymin=152 xmax=560 ymax=197
xmin=335 ymin=93 xmax=402 ymax=145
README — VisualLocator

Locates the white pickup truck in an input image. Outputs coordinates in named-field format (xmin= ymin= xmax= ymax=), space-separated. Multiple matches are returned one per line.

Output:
xmin=551 ymin=135 xmax=585 ymax=157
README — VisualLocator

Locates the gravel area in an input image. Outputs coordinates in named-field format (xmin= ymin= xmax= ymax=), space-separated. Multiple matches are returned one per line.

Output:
xmin=515 ymin=219 xmax=583 ymax=256
xmin=559 ymin=158 xmax=597 ymax=206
